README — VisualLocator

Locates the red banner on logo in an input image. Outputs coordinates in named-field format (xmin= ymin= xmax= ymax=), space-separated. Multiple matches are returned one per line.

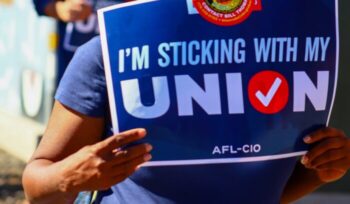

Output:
xmin=253 ymin=0 xmax=262 ymax=10
xmin=193 ymin=0 xmax=263 ymax=26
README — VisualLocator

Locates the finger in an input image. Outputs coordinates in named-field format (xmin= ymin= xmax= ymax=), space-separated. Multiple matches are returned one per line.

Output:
xmin=65 ymin=0 xmax=91 ymax=21
xmin=308 ymin=148 xmax=347 ymax=169
xmin=96 ymin=128 xmax=147 ymax=154
xmin=301 ymin=137 xmax=347 ymax=166
xmin=67 ymin=1 xmax=90 ymax=14
xmin=316 ymin=158 xmax=350 ymax=171
xmin=78 ymin=5 xmax=92 ymax=20
xmin=109 ymin=143 xmax=152 ymax=165
xmin=303 ymin=127 xmax=346 ymax=144
xmin=68 ymin=4 xmax=84 ymax=13
xmin=69 ymin=0 xmax=88 ymax=6
xmin=67 ymin=10 xmax=81 ymax=21
xmin=111 ymin=154 xmax=152 ymax=177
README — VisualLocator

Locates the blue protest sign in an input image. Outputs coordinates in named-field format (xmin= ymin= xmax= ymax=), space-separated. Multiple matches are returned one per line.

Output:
xmin=98 ymin=0 xmax=339 ymax=166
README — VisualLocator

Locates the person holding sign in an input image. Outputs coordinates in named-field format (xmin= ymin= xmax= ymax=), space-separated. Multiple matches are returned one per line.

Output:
xmin=23 ymin=0 xmax=350 ymax=204
xmin=22 ymin=37 xmax=350 ymax=204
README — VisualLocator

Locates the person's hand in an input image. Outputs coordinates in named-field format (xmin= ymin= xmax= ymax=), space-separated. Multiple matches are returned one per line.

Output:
xmin=55 ymin=0 xmax=92 ymax=22
xmin=57 ymin=128 xmax=152 ymax=193
xmin=301 ymin=127 xmax=350 ymax=183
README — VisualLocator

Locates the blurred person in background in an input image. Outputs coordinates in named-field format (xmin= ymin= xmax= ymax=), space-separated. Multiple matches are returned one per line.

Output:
xmin=32 ymin=0 xmax=123 ymax=85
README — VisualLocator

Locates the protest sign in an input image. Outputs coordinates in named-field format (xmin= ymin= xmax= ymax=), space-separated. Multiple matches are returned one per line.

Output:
xmin=98 ymin=0 xmax=339 ymax=166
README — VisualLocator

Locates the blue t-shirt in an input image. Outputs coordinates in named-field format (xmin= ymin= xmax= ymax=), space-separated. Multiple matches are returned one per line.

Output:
xmin=56 ymin=36 xmax=299 ymax=204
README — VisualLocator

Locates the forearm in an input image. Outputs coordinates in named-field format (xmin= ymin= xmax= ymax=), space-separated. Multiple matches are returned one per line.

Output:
xmin=22 ymin=159 xmax=78 ymax=204
xmin=280 ymin=162 xmax=325 ymax=204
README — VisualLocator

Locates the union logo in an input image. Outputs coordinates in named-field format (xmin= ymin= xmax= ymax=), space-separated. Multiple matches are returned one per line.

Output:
xmin=193 ymin=0 xmax=262 ymax=26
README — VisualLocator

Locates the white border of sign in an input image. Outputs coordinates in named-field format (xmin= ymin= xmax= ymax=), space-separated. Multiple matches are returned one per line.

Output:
xmin=98 ymin=0 xmax=339 ymax=167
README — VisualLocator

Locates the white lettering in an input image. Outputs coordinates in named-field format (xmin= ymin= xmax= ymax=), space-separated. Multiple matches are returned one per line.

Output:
xmin=226 ymin=73 xmax=245 ymax=114
xmin=132 ymin=46 xmax=149 ymax=71
xmin=121 ymin=77 xmax=170 ymax=119
xmin=175 ymin=74 xmax=221 ymax=116
xmin=293 ymin=71 xmax=329 ymax=112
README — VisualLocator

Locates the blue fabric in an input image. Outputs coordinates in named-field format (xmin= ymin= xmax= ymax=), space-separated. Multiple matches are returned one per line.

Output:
xmin=32 ymin=0 xmax=53 ymax=16
xmin=56 ymin=37 xmax=299 ymax=204
xmin=55 ymin=37 xmax=107 ymax=117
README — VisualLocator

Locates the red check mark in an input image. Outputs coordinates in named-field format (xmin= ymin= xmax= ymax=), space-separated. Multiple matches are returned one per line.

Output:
xmin=248 ymin=71 xmax=289 ymax=114
xmin=255 ymin=77 xmax=282 ymax=107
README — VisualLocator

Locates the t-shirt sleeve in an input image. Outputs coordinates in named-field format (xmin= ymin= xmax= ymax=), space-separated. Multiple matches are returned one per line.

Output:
xmin=55 ymin=37 xmax=108 ymax=117
xmin=33 ymin=0 xmax=53 ymax=16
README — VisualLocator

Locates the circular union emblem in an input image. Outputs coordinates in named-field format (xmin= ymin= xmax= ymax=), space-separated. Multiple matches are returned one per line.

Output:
xmin=193 ymin=0 xmax=254 ymax=26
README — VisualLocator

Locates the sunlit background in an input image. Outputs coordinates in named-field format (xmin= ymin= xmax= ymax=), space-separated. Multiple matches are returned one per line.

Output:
xmin=0 ymin=0 xmax=349 ymax=203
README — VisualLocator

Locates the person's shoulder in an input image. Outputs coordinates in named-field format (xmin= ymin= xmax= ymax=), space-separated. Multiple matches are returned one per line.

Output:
xmin=77 ymin=36 xmax=102 ymax=55
xmin=55 ymin=36 xmax=108 ymax=117
xmin=73 ymin=36 xmax=104 ymax=69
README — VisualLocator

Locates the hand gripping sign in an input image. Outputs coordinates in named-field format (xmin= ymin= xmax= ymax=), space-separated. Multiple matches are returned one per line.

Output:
xmin=98 ymin=0 xmax=339 ymax=166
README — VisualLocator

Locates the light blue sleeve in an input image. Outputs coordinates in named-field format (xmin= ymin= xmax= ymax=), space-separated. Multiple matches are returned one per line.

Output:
xmin=55 ymin=37 xmax=108 ymax=117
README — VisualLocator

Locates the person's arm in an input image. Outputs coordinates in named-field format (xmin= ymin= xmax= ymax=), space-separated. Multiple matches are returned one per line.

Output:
xmin=22 ymin=101 xmax=152 ymax=204
xmin=280 ymin=161 xmax=325 ymax=203
xmin=281 ymin=127 xmax=350 ymax=203
xmin=36 ymin=0 xmax=92 ymax=22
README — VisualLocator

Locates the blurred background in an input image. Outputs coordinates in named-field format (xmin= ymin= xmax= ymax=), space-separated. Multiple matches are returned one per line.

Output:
xmin=0 ymin=0 xmax=349 ymax=203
